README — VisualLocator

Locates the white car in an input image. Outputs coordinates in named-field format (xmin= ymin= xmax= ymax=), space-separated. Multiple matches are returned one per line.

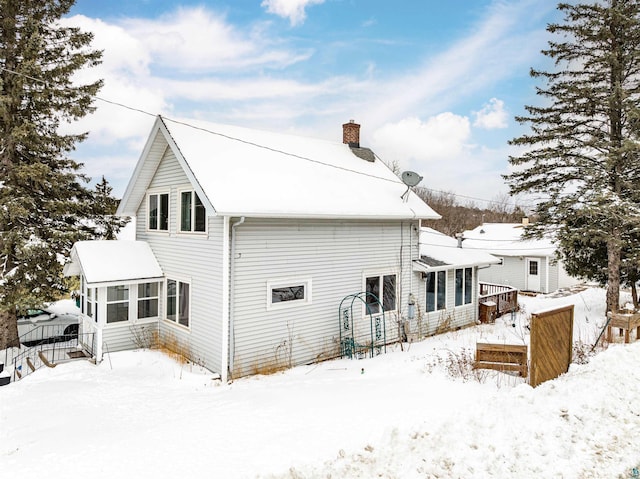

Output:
xmin=17 ymin=308 xmax=80 ymax=346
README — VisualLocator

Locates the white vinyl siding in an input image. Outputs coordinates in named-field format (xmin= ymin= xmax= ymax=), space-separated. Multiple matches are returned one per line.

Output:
xmin=231 ymin=218 xmax=418 ymax=378
xmin=135 ymin=147 xmax=225 ymax=373
xmin=413 ymin=266 xmax=479 ymax=336
xmin=477 ymin=255 xmax=552 ymax=293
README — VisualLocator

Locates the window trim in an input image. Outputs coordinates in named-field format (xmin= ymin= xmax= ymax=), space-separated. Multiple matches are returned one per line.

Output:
xmin=147 ymin=191 xmax=170 ymax=232
xmin=425 ymin=270 xmax=447 ymax=313
xmin=266 ymin=278 xmax=312 ymax=310
xmin=178 ymin=189 xmax=206 ymax=234
xmin=137 ymin=282 xmax=160 ymax=320
xmin=454 ymin=267 xmax=474 ymax=307
xmin=106 ymin=285 xmax=130 ymax=324
xmin=164 ymin=276 xmax=191 ymax=329
xmin=363 ymin=271 xmax=398 ymax=315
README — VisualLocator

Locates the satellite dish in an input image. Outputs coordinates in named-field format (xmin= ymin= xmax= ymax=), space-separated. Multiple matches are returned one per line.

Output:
xmin=401 ymin=171 xmax=423 ymax=187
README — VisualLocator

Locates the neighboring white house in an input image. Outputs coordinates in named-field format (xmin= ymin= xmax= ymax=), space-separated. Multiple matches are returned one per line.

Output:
xmin=64 ymin=116 xmax=442 ymax=380
xmin=411 ymin=228 xmax=501 ymax=334
xmin=461 ymin=222 xmax=580 ymax=294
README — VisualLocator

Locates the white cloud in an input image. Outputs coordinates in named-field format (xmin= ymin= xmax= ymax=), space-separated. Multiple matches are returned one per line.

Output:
xmin=261 ymin=0 xmax=325 ymax=26
xmin=123 ymin=7 xmax=307 ymax=71
xmin=473 ymin=98 xmax=509 ymax=129
xmin=371 ymin=114 xmax=472 ymax=163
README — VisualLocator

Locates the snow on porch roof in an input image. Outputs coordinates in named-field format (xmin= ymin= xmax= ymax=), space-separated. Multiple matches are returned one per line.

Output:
xmin=64 ymin=241 xmax=163 ymax=286
xmin=414 ymin=227 xmax=501 ymax=272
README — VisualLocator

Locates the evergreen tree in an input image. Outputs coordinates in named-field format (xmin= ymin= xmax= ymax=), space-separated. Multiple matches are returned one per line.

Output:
xmin=505 ymin=0 xmax=640 ymax=313
xmin=0 ymin=0 xmax=102 ymax=349
xmin=92 ymin=176 xmax=130 ymax=240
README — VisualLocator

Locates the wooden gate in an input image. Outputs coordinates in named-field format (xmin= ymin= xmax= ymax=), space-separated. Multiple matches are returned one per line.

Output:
xmin=529 ymin=304 xmax=574 ymax=387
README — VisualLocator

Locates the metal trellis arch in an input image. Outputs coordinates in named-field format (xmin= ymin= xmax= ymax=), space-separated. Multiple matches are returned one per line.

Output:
xmin=338 ymin=292 xmax=387 ymax=359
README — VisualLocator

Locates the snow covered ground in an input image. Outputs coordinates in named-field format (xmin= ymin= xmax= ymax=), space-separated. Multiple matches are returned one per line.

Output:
xmin=2 ymin=287 xmax=640 ymax=478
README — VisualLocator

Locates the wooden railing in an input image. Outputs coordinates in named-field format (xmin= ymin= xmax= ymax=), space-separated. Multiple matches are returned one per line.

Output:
xmin=479 ymin=282 xmax=519 ymax=318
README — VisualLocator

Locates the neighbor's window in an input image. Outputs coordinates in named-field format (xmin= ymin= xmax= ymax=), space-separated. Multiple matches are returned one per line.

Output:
xmin=148 ymin=193 xmax=169 ymax=231
xmin=180 ymin=191 xmax=206 ymax=232
xmin=106 ymin=285 xmax=129 ymax=323
xmin=138 ymin=282 xmax=159 ymax=319
xmin=267 ymin=279 xmax=312 ymax=309
xmin=166 ymin=279 xmax=190 ymax=327
xmin=455 ymin=268 xmax=473 ymax=306
xmin=529 ymin=261 xmax=539 ymax=276
xmin=365 ymin=274 xmax=397 ymax=314
xmin=426 ymin=270 xmax=446 ymax=312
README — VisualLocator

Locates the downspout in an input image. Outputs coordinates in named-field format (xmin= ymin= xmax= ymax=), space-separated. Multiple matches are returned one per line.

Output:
xmin=228 ymin=216 xmax=245 ymax=378
xmin=221 ymin=216 xmax=230 ymax=383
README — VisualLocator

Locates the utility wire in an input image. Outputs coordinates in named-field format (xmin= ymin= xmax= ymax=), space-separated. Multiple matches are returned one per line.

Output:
xmin=1 ymin=64 xmax=540 ymax=208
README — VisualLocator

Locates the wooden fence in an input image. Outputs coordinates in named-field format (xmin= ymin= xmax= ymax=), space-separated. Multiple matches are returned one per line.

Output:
xmin=529 ymin=304 xmax=574 ymax=388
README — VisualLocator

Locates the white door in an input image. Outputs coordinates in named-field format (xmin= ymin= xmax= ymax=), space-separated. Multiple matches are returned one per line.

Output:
xmin=526 ymin=258 xmax=541 ymax=292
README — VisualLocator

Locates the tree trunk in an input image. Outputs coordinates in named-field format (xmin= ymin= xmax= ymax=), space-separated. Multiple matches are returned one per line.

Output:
xmin=0 ymin=307 xmax=20 ymax=350
xmin=606 ymin=234 xmax=621 ymax=313
xmin=632 ymin=282 xmax=638 ymax=309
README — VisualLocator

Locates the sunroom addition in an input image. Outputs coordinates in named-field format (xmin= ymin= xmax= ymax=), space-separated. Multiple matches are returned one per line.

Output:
xmin=64 ymin=241 xmax=164 ymax=361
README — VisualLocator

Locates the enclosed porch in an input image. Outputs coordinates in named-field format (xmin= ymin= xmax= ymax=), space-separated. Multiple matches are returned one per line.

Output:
xmin=63 ymin=240 xmax=165 ymax=362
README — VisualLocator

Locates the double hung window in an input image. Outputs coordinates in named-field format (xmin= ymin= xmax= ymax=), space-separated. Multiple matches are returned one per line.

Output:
xmin=148 ymin=193 xmax=169 ymax=231
xmin=180 ymin=191 xmax=206 ymax=232
xmin=107 ymin=285 xmax=129 ymax=323
xmin=426 ymin=271 xmax=446 ymax=312
xmin=166 ymin=279 xmax=190 ymax=327
xmin=454 ymin=268 xmax=473 ymax=306
xmin=138 ymin=283 xmax=159 ymax=319
xmin=365 ymin=274 xmax=397 ymax=314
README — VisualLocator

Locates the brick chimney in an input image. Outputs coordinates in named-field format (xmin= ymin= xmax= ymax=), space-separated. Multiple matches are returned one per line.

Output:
xmin=342 ymin=120 xmax=360 ymax=148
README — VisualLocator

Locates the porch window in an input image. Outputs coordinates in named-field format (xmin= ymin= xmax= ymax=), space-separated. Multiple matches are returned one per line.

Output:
xmin=107 ymin=285 xmax=129 ymax=323
xmin=455 ymin=267 xmax=473 ymax=306
xmin=365 ymin=273 xmax=397 ymax=314
xmin=148 ymin=193 xmax=169 ymax=231
xmin=87 ymin=287 xmax=97 ymax=323
xmin=180 ymin=191 xmax=206 ymax=232
xmin=166 ymin=279 xmax=190 ymax=327
xmin=426 ymin=271 xmax=446 ymax=312
xmin=138 ymin=282 xmax=159 ymax=319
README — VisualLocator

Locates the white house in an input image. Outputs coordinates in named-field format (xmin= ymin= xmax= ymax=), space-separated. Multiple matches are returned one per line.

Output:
xmin=411 ymin=228 xmax=501 ymax=334
xmin=64 ymin=116 xmax=441 ymax=380
xmin=461 ymin=222 xmax=580 ymax=294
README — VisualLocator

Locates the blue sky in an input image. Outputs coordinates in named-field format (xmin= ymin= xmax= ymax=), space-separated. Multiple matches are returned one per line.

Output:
xmin=64 ymin=0 xmax=561 ymax=206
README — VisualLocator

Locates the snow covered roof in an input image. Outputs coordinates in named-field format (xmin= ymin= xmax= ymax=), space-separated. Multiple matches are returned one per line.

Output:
xmin=414 ymin=227 xmax=501 ymax=272
xmin=64 ymin=241 xmax=163 ymax=286
xmin=461 ymin=223 xmax=556 ymax=257
xmin=118 ymin=116 xmax=441 ymax=220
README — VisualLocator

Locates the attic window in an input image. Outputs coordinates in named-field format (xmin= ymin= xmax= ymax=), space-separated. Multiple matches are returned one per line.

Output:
xmin=148 ymin=193 xmax=169 ymax=231
xmin=180 ymin=191 xmax=206 ymax=233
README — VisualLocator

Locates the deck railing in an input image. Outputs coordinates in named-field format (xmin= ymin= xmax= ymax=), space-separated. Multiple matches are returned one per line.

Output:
xmin=479 ymin=282 xmax=519 ymax=317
